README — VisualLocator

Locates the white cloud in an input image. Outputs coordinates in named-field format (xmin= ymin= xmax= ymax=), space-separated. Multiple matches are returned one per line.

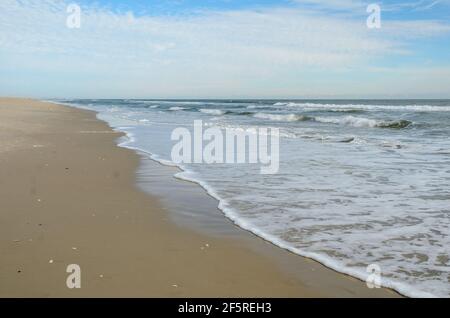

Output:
xmin=293 ymin=0 xmax=450 ymax=12
xmin=292 ymin=0 xmax=368 ymax=11
xmin=0 ymin=0 xmax=449 ymax=98
xmin=382 ymin=0 xmax=449 ymax=11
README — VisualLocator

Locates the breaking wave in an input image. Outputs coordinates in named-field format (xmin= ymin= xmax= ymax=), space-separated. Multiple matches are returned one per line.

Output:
xmin=254 ymin=113 xmax=412 ymax=129
xmin=199 ymin=109 xmax=229 ymax=115
xmin=314 ymin=116 xmax=412 ymax=129
xmin=169 ymin=106 xmax=187 ymax=111
xmin=253 ymin=112 xmax=311 ymax=122
xmin=274 ymin=102 xmax=450 ymax=112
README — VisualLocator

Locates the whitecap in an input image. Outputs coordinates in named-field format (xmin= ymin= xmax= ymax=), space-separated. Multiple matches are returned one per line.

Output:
xmin=253 ymin=112 xmax=310 ymax=122
xmin=199 ymin=109 xmax=226 ymax=115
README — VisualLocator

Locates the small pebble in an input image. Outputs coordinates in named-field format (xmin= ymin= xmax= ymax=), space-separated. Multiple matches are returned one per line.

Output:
xmin=49 ymin=260 xmax=54 ymax=264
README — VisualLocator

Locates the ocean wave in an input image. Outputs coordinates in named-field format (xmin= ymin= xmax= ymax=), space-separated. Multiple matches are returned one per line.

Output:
xmin=199 ymin=109 xmax=227 ymax=115
xmin=247 ymin=105 xmax=272 ymax=109
xmin=309 ymin=108 xmax=365 ymax=113
xmin=275 ymin=102 xmax=450 ymax=112
xmin=377 ymin=120 xmax=412 ymax=129
xmin=146 ymin=100 xmax=205 ymax=105
xmin=253 ymin=112 xmax=411 ymax=129
xmin=315 ymin=116 xmax=411 ymax=129
xmin=169 ymin=106 xmax=187 ymax=111
xmin=234 ymin=111 xmax=254 ymax=116
xmin=253 ymin=112 xmax=311 ymax=122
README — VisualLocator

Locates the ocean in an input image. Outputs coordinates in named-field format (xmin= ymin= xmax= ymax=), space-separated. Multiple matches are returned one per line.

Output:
xmin=57 ymin=99 xmax=450 ymax=297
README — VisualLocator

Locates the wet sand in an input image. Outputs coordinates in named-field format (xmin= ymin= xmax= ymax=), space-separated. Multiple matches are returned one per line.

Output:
xmin=0 ymin=98 xmax=400 ymax=297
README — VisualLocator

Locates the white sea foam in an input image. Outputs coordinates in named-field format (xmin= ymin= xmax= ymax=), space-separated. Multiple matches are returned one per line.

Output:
xmin=199 ymin=108 xmax=226 ymax=115
xmin=276 ymin=102 xmax=450 ymax=112
xmin=315 ymin=115 xmax=379 ymax=127
xmin=169 ymin=106 xmax=187 ymax=111
xmin=314 ymin=115 xmax=412 ymax=128
xmin=253 ymin=112 xmax=308 ymax=122
xmin=247 ymin=105 xmax=269 ymax=109
xmin=136 ymin=100 xmax=205 ymax=105
xmin=112 ymin=124 xmax=444 ymax=298
xmin=254 ymin=113 xmax=411 ymax=129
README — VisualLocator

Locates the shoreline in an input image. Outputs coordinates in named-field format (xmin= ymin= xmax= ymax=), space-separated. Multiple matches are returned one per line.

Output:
xmin=0 ymin=97 xmax=400 ymax=297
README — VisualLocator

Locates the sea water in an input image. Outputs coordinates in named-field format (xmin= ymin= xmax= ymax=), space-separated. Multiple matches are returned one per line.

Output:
xmin=58 ymin=99 xmax=450 ymax=297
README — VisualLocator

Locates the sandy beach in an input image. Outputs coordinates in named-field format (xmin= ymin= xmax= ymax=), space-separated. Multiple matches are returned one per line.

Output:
xmin=0 ymin=98 xmax=400 ymax=297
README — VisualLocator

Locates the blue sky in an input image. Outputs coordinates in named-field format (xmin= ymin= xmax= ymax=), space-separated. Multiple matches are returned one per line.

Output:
xmin=0 ymin=0 xmax=449 ymax=98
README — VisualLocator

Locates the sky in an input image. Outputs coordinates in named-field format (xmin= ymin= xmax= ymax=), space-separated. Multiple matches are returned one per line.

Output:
xmin=0 ymin=0 xmax=449 ymax=99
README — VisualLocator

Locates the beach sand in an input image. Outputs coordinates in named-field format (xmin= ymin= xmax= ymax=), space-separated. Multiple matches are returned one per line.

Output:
xmin=0 ymin=98 xmax=400 ymax=297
